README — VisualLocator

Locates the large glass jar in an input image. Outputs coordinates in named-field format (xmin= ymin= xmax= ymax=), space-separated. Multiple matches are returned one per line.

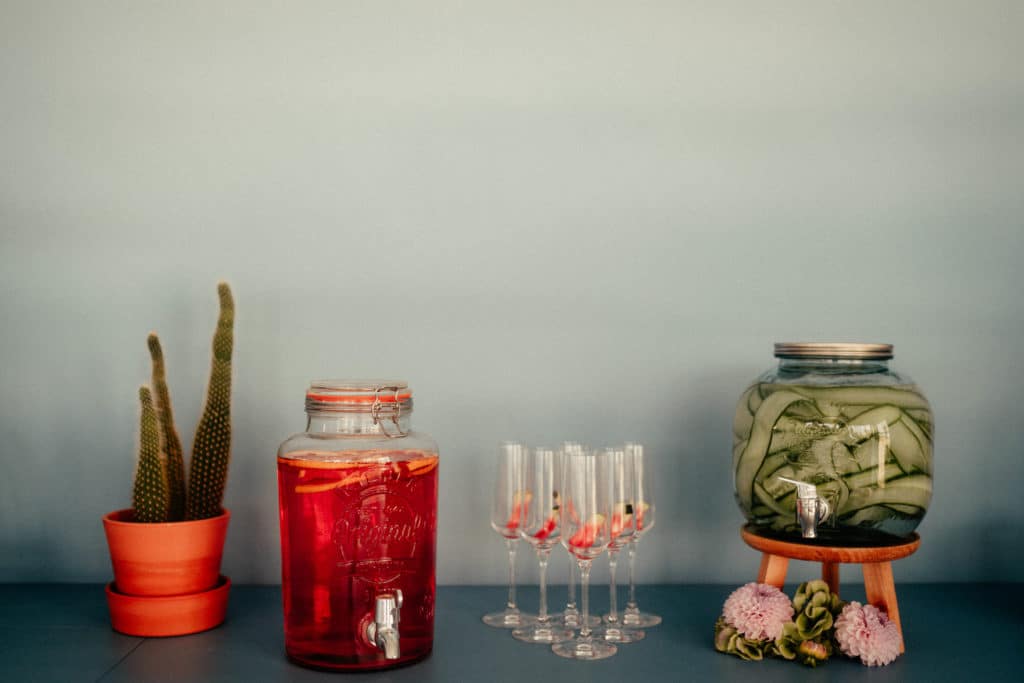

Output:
xmin=277 ymin=381 xmax=439 ymax=671
xmin=733 ymin=344 xmax=932 ymax=545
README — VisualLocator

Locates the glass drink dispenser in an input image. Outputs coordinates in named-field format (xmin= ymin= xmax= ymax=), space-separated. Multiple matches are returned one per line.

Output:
xmin=733 ymin=344 xmax=933 ymax=544
xmin=277 ymin=381 xmax=439 ymax=670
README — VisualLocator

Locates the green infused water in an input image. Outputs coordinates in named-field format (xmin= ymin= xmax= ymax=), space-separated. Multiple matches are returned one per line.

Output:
xmin=733 ymin=382 xmax=932 ymax=544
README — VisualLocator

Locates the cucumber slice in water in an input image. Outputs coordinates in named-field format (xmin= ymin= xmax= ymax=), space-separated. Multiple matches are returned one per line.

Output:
xmin=734 ymin=382 xmax=932 ymax=538
xmin=735 ymin=390 xmax=806 ymax=512
xmin=888 ymin=420 xmax=929 ymax=475
xmin=840 ymin=475 xmax=932 ymax=514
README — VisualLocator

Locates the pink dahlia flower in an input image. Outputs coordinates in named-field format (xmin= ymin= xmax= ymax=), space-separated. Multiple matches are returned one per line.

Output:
xmin=722 ymin=582 xmax=794 ymax=641
xmin=834 ymin=601 xmax=901 ymax=667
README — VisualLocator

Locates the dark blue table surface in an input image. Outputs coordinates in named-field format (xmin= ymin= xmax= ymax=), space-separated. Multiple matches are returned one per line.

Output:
xmin=0 ymin=583 xmax=1019 ymax=682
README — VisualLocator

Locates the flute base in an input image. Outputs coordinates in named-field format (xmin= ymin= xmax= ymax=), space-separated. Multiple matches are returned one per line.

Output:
xmin=621 ymin=607 xmax=662 ymax=628
xmin=551 ymin=635 xmax=617 ymax=660
xmin=596 ymin=624 xmax=645 ymax=643
xmin=512 ymin=621 xmax=573 ymax=644
xmin=482 ymin=609 xmax=536 ymax=629
xmin=559 ymin=610 xmax=600 ymax=629
xmin=741 ymin=524 xmax=920 ymax=654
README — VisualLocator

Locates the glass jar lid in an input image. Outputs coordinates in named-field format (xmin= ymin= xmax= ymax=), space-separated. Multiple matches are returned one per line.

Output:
xmin=773 ymin=342 xmax=893 ymax=360
xmin=305 ymin=380 xmax=412 ymax=438
xmin=306 ymin=380 xmax=411 ymax=405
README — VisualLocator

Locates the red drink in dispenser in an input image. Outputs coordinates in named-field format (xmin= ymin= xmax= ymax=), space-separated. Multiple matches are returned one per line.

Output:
xmin=277 ymin=382 xmax=439 ymax=671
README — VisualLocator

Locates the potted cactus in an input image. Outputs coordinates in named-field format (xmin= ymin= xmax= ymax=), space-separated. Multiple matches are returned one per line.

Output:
xmin=102 ymin=283 xmax=235 ymax=637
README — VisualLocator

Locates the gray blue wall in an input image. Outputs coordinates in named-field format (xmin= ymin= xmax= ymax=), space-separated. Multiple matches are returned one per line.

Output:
xmin=2 ymin=1 xmax=1022 ymax=584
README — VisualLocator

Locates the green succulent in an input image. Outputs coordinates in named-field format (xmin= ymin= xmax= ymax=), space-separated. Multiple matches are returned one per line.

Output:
xmin=770 ymin=580 xmax=844 ymax=667
xmin=714 ymin=617 xmax=771 ymax=662
xmin=792 ymin=580 xmax=844 ymax=639
xmin=773 ymin=622 xmax=834 ymax=667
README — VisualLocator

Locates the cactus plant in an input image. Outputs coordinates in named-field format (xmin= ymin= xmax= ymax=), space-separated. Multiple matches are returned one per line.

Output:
xmin=148 ymin=333 xmax=186 ymax=521
xmin=130 ymin=282 xmax=234 ymax=523
xmin=132 ymin=387 xmax=170 ymax=523
xmin=186 ymin=282 xmax=234 ymax=520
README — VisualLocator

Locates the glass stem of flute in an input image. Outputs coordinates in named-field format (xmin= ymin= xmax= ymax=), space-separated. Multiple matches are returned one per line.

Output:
xmin=567 ymin=559 xmax=577 ymax=609
xmin=578 ymin=558 xmax=593 ymax=638
xmin=627 ymin=540 xmax=637 ymax=609
xmin=505 ymin=538 xmax=517 ymax=610
xmin=536 ymin=548 xmax=551 ymax=623
xmin=608 ymin=549 xmax=619 ymax=624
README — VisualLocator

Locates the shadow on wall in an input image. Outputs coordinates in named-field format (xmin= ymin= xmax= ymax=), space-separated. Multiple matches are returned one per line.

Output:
xmin=978 ymin=522 xmax=1024 ymax=585
xmin=0 ymin=533 xmax=62 ymax=583
xmin=662 ymin=365 xmax=754 ymax=583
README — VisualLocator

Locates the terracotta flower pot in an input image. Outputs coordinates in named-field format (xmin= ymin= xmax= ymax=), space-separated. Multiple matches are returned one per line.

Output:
xmin=106 ymin=575 xmax=231 ymax=637
xmin=102 ymin=508 xmax=230 ymax=596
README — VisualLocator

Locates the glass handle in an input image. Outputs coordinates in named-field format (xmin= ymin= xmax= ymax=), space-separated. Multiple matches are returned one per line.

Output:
xmin=817 ymin=497 xmax=831 ymax=524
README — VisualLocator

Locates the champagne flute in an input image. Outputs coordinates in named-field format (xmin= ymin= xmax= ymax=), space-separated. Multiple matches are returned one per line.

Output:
xmin=512 ymin=447 xmax=574 ymax=644
xmin=482 ymin=442 xmax=536 ymax=628
xmin=558 ymin=442 xmax=599 ymax=629
xmin=551 ymin=449 xmax=616 ymax=660
xmin=621 ymin=442 xmax=661 ymax=628
xmin=598 ymin=447 xmax=645 ymax=643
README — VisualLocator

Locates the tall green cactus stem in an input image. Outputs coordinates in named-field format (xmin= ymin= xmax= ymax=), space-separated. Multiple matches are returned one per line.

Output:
xmin=148 ymin=333 xmax=186 ymax=521
xmin=133 ymin=386 xmax=169 ymax=523
xmin=185 ymin=282 xmax=234 ymax=520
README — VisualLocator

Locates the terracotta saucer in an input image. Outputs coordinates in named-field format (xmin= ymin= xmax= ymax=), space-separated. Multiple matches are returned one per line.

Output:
xmin=106 ymin=575 xmax=230 ymax=637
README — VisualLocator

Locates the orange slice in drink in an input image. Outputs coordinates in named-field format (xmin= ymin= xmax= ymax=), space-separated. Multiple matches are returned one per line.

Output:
xmin=568 ymin=514 xmax=606 ymax=548
xmin=506 ymin=490 xmax=533 ymax=530
xmin=533 ymin=491 xmax=561 ymax=540
xmin=610 ymin=502 xmax=635 ymax=538
xmin=634 ymin=501 xmax=650 ymax=531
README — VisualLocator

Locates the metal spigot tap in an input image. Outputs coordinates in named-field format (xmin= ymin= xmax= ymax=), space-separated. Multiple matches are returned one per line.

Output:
xmin=777 ymin=477 xmax=831 ymax=539
xmin=366 ymin=590 xmax=403 ymax=660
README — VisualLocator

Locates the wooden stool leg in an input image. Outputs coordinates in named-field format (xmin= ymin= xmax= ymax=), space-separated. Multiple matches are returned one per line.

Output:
xmin=822 ymin=562 xmax=840 ymax=596
xmin=863 ymin=561 xmax=904 ymax=653
xmin=757 ymin=553 xmax=789 ymax=589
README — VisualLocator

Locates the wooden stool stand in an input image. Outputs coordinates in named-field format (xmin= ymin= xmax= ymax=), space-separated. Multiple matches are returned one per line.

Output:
xmin=741 ymin=526 xmax=920 ymax=653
